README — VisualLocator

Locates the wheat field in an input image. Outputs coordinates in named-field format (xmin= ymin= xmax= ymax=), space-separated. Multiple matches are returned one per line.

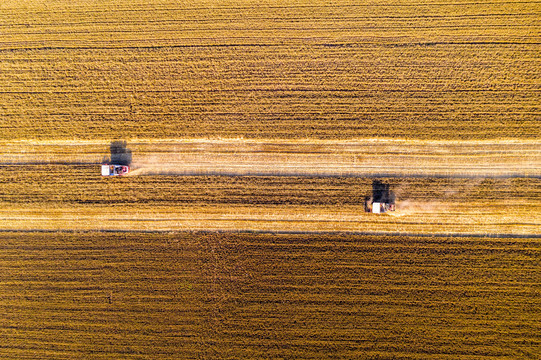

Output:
xmin=1 ymin=159 xmax=540 ymax=235
xmin=1 ymin=0 xmax=539 ymax=140
xmin=1 ymin=0 xmax=540 ymax=359
xmin=2 ymin=232 xmax=540 ymax=359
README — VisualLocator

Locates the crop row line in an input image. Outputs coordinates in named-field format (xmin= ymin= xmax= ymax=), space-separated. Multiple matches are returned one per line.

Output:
xmin=0 ymin=229 xmax=539 ymax=239
xmin=2 ymin=41 xmax=540 ymax=53
xmin=2 ymin=1 xmax=537 ymax=12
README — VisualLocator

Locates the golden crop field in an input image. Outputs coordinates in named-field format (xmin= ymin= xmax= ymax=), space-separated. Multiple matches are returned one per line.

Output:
xmin=1 ymin=0 xmax=540 ymax=359
xmin=1 ymin=0 xmax=539 ymax=140
xmin=2 ymin=139 xmax=540 ymax=177
xmin=0 ymin=159 xmax=540 ymax=235
xmin=1 ymin=232 xmax=539 ymax=359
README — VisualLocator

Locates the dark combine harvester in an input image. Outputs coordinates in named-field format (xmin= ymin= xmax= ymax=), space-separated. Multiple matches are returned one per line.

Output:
xmin=365 ymin=180 xmax=396 ymax=214
xmin=101 ymin=141 xmax=132 ymax=177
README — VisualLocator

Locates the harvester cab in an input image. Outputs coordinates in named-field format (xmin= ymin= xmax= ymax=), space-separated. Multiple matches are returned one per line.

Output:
xmin=101 ymin=164 xmax=129 ymax=176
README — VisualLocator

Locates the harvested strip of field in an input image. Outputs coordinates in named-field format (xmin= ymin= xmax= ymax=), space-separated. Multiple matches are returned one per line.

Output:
xmin=1 ymin=232 xmax=539 ymax=359
xmin=0 ymin=162 xmax=539 ymax=235
xmin=1 ymin=0 xmax=539 ymax=140
xmin=1 ymin=139 xmax=539 ymax=177
xmin=129 ymin=139 xmax=541 ymax=178
xmin=0 ymin=139 xmax=539 ymax=235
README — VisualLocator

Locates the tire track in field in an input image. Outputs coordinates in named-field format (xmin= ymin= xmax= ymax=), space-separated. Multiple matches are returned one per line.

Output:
xmin=0 ymin=139 xmax=539 ymax=178
xmin=1 ymin=229 xmax=540 ymax=239
xmin=127 ymin=139 xmax=541 ymax=178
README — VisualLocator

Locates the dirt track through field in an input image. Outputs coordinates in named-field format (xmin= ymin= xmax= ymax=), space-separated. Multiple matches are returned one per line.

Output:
xmin=0 ymin=139 xmax=540 ymax=236
xmin=130 ymin=140 xmax=541 ymax=178
xmin=2 ymin=139 xmax=540 ymax=178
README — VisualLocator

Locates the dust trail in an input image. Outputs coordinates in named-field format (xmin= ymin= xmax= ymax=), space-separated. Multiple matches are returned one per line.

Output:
xmin=0 ymin=139 xmax=538 ymax=178
xmin=390 ymin=200 xmax=443 ymax=216
xmin=125 ymin=140 xmax=541 ymax=178
xmin=127 ymin=163 xmax=369 ymax=177
xmin=128 ymin=152 xmax=368 ymax=177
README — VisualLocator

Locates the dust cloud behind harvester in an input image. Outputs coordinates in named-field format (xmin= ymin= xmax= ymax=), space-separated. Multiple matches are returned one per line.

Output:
xmin=127 ymin=139 xmax=541 ymax=178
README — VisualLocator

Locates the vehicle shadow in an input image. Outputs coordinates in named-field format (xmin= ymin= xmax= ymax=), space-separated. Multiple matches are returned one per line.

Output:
xmin=365 ymin=180 xmax=396 ymax=212
xmin=102 ymin=141 xmax=132 ymax=166
xmin=372 ymin=180 xmax=395 ymax=204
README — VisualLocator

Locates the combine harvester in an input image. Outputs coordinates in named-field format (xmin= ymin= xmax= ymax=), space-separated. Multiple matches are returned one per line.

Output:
xmin=365 ymin=180 xmax=396 ymax=214
xmin=101 ymin=164 xmax=129 ymax=176
xmin=101 ymin=140 xmax=132 ymax=177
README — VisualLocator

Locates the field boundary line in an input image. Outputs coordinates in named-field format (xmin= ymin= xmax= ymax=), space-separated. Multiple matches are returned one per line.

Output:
xmin=1 ymin=229 xmax=539 ymax=239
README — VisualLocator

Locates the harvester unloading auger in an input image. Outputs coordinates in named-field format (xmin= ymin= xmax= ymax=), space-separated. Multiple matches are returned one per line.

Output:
xmin=365 ymin=180 xmax=396 ymax=214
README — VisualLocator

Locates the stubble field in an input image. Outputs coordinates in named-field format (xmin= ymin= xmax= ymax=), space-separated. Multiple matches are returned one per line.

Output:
xmin=1 ymin=0 xmax=540 ymax=359
xmin=1 ymin=0 xmax=539 ymax=140
xmin=2 ymin=232 xmax=540 ymax=359
xmin=0 ymin=156 xmax=540 ymax=235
